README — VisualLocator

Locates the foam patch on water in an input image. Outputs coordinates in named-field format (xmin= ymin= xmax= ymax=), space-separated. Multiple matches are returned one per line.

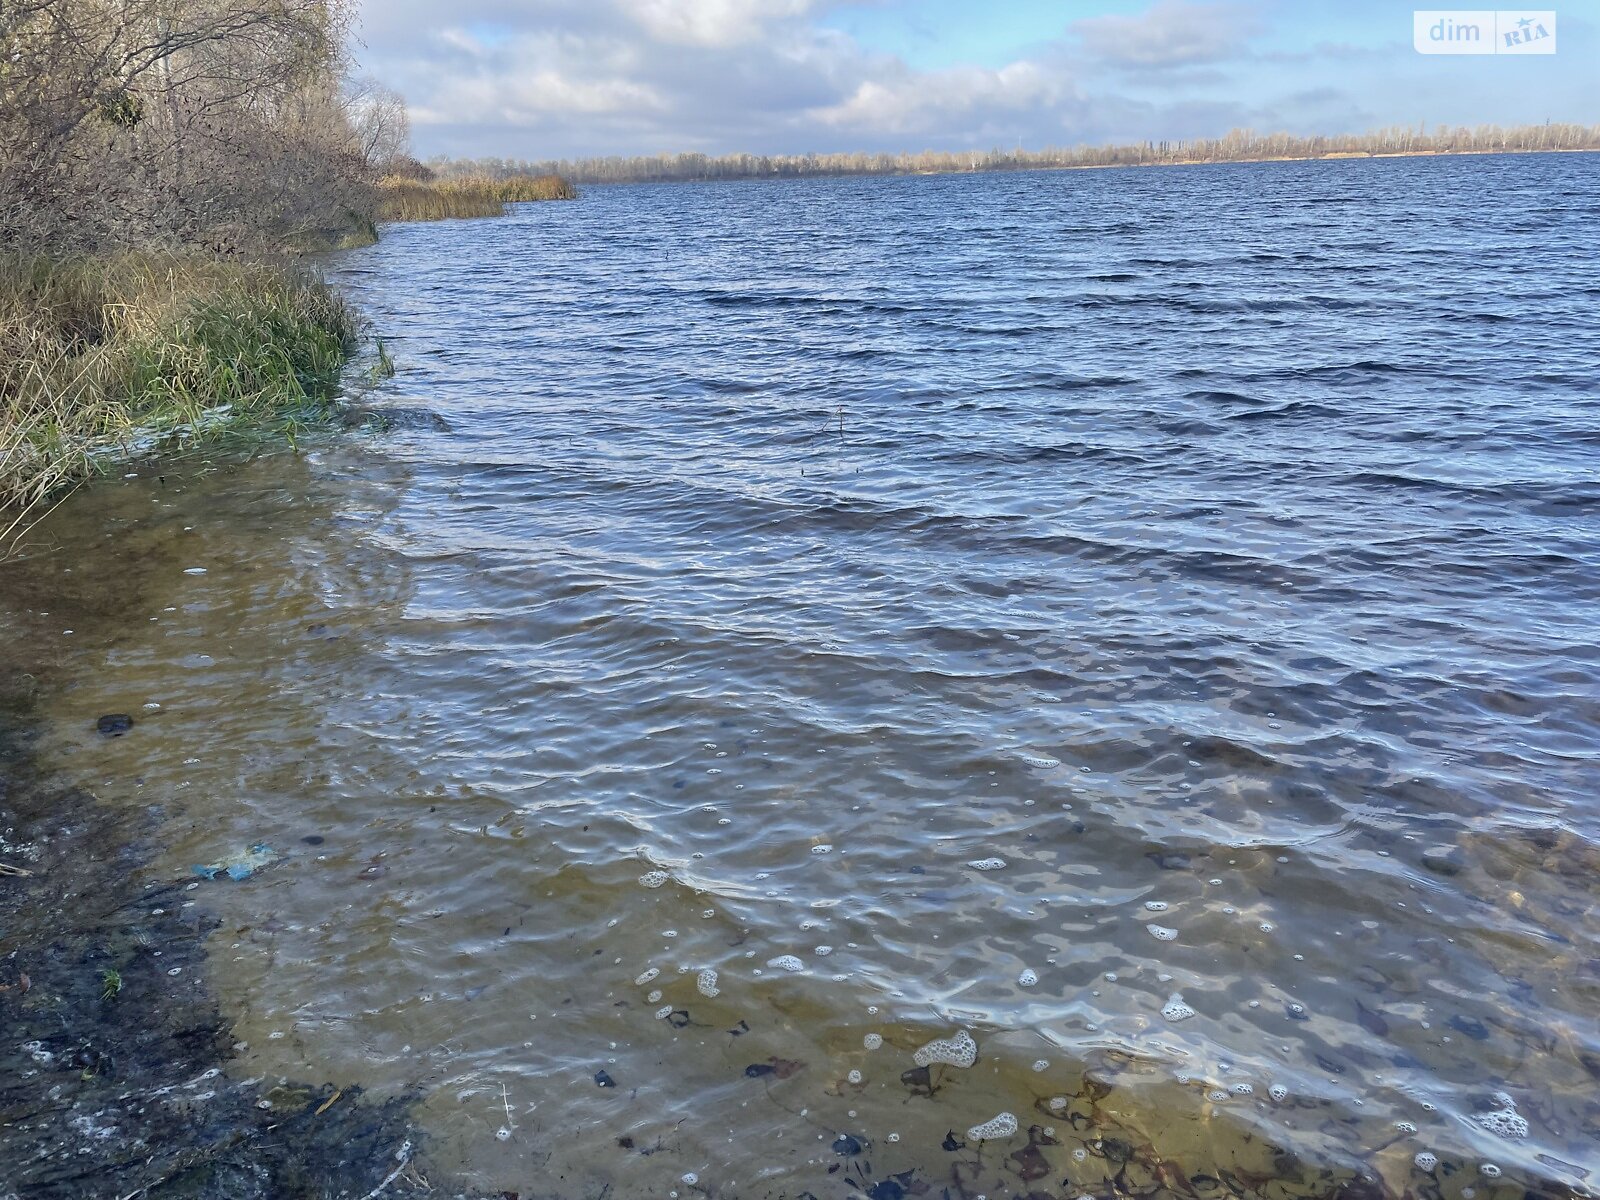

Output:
xmin=1018 ymin=969 xmax=1038 ymax=987
xmin=1148 ymin=924 xmax=1178 ymax=941
xmin=696 ymin=969 xmax=720 ymax=997
xmin=811 ymin=845 xmax=833 ymax=855
xmin=847 ymin=1069 xmax=862 ymax=1083
xmin=639 ymin=870 xmax=670 ymax=889
xmin=966 ymin=1112 xmax=1018 ymax=1141
xmin=766 ymin=955 xmax=804 ymax=972
xmin=1049 ymin=1097 xmax=1067 ymax=1111
xmin=863 ymin=1033 xmax=883 ymax=1050
xmin=1414 ymin=1153 xmax=1438 ymax=1172
xmin=1021 ymin=756 xmax=1061 ymax=768
xmin=1474 ymin=1098 xmax=1529 ymax=1140
xmin=635 ymin=968 xmax=660 ymax=986
xmin=1144 ymin=901 xmax=1169 ymax=912
xmin=1161 ymin=993 xmax=1196 ymax=1022
xmin=913 ymin=1029 xmax=977 ymax=1068
xmin=1031 ymin=1059 xmax=1049 ymax=1072
xmin=1269 ymin=1084 xmax=1288 ymax=1102
xmin=967 ymin=858 xmax=1007 ymax=871
xmin=1479 ymin=1164 xmax=1502 ymax=1178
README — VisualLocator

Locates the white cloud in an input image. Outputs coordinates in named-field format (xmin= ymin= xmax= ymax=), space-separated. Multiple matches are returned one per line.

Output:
xmin=1071 ymin=0 xmax=1263 ymax=67
xmin=350 ymin=0 xmax=1597 ymax=160
xmin=620 ymin=0 xmax=818 ymax=47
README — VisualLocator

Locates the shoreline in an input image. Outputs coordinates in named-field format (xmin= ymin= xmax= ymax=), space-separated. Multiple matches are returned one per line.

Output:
xmin=0 ymin=627 xmax=450 ymax=1198
xmin=453 ymin=141 xmax=1600 ymax=188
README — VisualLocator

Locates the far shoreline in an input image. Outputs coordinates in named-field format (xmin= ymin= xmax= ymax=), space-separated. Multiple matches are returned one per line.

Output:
xmin=567 ymin=144 xmax=1600 ymax=187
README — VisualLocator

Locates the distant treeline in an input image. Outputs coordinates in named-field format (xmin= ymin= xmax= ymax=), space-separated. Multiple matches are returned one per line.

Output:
xmin=430 ymin=122 xmax=1600 ymax=185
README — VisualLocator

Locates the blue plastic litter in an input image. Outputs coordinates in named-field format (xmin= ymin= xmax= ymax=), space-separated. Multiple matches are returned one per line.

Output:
xmin=192 ymin=843 xmax=274 ymax=881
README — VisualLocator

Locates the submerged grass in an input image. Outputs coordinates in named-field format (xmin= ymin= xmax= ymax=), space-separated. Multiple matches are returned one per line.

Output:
xmin=0 ymin=253 xmax=358 ymax=529
xmin=374 ymin=174 xmax=576 ymax=222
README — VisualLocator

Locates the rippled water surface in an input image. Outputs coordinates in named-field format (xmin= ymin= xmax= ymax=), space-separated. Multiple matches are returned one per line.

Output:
xmin=7 ymin=154 xmax=1600 ymax=1198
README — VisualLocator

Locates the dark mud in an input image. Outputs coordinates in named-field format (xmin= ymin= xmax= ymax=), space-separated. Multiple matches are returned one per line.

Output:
xmin=0 ymin=473 xmax=463 ymax=1200
xmin=0 ymin=710 xmax=449 ymax=1199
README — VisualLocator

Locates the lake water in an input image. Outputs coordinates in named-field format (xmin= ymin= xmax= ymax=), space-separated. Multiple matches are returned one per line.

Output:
xmin=5 ymin=154 xmax=1599 ymax=1198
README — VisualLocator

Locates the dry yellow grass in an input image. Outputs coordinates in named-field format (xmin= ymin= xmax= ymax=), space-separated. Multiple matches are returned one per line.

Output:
xmin=1 ymin=253 xmax=356 ymax=534
xmin=374 ymin=175 xmax=576 ymax=222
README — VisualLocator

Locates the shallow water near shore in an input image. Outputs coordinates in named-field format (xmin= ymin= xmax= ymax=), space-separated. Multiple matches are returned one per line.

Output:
xmin=5 ymin=155 xmax=1599 ymax=1198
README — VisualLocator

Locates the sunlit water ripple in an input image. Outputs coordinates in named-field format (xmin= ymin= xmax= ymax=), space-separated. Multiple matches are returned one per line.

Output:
xmin=10 ymin=154 xmax=1600 ymax=1198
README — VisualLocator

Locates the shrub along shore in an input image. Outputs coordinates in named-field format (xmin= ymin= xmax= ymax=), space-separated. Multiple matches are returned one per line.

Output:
xmin=0 ymin=183 xmax=573 ymax=535
xmin=0 ymin=3 xmax=574 ymax=543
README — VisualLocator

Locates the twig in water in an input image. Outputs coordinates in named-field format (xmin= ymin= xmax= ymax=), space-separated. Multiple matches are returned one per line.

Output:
xmin=360 ymin=1138 xmax=413 ymax=1200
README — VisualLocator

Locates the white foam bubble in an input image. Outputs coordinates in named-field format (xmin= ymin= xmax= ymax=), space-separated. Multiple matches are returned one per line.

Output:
xmin=847 ymin=1069 xmax=862 ymax=1084
xmin=682 ymin=1172 xmax=699 ymax=1185
xmin=913 ymin=1029 xmax=977 ymax=1069
xmin=1474 ymin=1101 xmax=1529 ymax=1141
xmin=1231 ymin=1083 xmax=1253 ymax=1095
xmin=1148 ymin=924 xmax=1178 ymax=941
xmin=1018 ymin=969 xmax=1038 ymax=987
xmin=766 ymin=955 xmax=804 ymax=973
xmin=1021 ymin=756 xmax=1061 ymax=768
xmin=648 ymin=990 xmax=662 ymax=1003
xmin=1207 ymin=1089 xmax=1229 ymax=1102
xmin=654 ymin=1005 xmax=673 ymax=1020
xmin=811 ymin=845 xmax=833 ymax=855
xmin=635 ymin=968 xmax=660 ymax=986
xmin=1032 ymin=1059 xmax=1049 ymax=1072
xmin=696 ymin=969 xmax=720 ymax=997
xmin=967 ymin=858 xmax=1007 ymax=871
xmin=1269 ymin=1084 xmax=1288 ymax=1102
xmin=1479 ymin=1164 xmax=1502 ymax=1179
xmin=1049 ymin=1097 xmax=1067 ymax=1111
xmin=1144 ymin=901 xmax=1169 ymax=912
xmin=863 ymin=1033 xmax=883 ymax=1050
xmin=1161 ymin=993 xmax=1196 ymax=1022
xmin=1414 ymin=1153 xmax=1438 ymax=1172
xmin=639 ymin=870 xmax=670 ymax=889
xmin=966 ymin=1112 xmax=1018 ymax=1141
xmin=815 ymin=946 xmax=833 ymax=956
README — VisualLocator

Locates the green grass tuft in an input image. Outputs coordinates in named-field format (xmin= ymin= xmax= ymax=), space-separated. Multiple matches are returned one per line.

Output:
xmin=1 ymin=253 xmax=359 ymax=527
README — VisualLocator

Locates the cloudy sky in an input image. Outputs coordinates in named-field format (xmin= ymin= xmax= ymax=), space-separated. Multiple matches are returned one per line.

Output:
xmin=353 ymin=0 xmax=1600 ymax=160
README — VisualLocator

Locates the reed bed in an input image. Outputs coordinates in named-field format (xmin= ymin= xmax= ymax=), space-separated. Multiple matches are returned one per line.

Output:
xmin=0 ymin=253 xmax=357 ymax=526
xmin=374 ymin=175 xmax=576 ymax=222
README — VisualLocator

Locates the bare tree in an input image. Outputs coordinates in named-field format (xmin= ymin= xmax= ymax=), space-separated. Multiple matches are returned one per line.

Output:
xmin=0 ymin=0 xmax=378 ymax=253
xmin=343 ymin=73 xmax=410 ymax=172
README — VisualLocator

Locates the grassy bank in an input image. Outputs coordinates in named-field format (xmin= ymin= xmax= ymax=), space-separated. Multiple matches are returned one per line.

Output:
xmin=0 ymin=254 xmax=357 ymax=521
xmin=375 ymin=174 xmax=576 ymax=221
